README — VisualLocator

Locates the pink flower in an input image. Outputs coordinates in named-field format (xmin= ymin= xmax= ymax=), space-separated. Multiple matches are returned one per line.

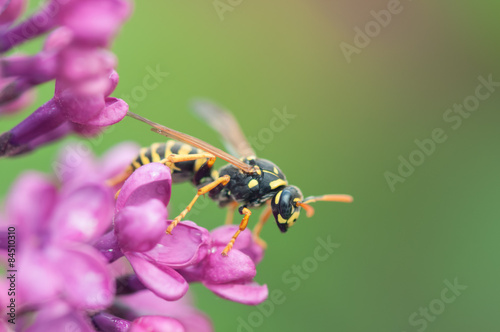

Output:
xmin=20 ymin=301 xmax=95 ymax=332
xmin=179 ymin=225 xmax=268 ymax=305
xmin=93 ymin=162 xmax=268 ymax=306
xmin=3 ymin=171 xmax=115 ymax=310
xmin=0 ymin=0 xmax=27 ymax=30
xmin=1 ymin=140 xmax=270 ymax=330
xmin=95 ymin=163 xmax=211 ymax=302
xmin=92 ymin=290 xmax=213 ymax=332
xmin=0 ymin=0 xmax=132 ymax=156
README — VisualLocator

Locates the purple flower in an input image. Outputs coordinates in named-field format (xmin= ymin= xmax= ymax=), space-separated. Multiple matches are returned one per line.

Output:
xmin=118 ymin=290 xmax=213 ymax=332
xmin=179 ymin=225 xmax=268 ymax=305
xmin=1 ymin=139 xmax=271 ymax=330
xmin=0 ymin=76 xmax=36 ymax=115
xmin=53 ymin=140 xmax=140 ymax=186
xmin=0 ymin=0 xmax=27 ymax=30
xmin=3 ymin=171 xmax=116 ymax=310
xmin=0 ymin=0 xmax=131 ymax=52
xmin=0 ymin=0 xmax=132 ymax=157
xmin=95 ymin=162 xmax=212 ymax=302
xmin=20 ymin=301 xmax=95 ymax=332
xmin=92 ymin=290 xmax=213 ymax=332
xmin=93 ymin=161 xmax=268 ymax=306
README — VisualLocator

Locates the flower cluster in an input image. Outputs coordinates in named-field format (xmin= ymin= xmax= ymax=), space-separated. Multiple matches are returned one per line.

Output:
xmin=0 ymin=144 xmax=268 ymax=331
xmin=0 ymin=0 xmax=131 ymax=157
xmin=0 ymin=2 xmax=271 ymax=331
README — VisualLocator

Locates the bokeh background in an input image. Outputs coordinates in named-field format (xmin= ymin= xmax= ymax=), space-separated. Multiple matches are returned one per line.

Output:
xmin=2 ymin=1 xmax=500 ymax=331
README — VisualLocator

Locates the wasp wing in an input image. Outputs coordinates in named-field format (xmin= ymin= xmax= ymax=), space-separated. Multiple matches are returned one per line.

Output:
xmin=126 ymin=111 xmax=255 ymax=174
xmin=191 ymin=99 xmax=256 ymax=158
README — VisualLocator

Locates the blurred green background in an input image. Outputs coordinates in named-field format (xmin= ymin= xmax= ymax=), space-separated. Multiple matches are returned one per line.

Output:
xmin=2 ymin=1 xmax=500 ymax=331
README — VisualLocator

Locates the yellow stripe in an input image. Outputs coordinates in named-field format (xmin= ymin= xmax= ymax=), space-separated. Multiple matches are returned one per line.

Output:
xmin=248 ymin=179 xmax=259 ymax=188
xmin=288 ymin=211 xmax=300 ymax=227
xmin=132 ymin=161 xmax=141 ymax=169
xmin=273 ymin=167 xmax=278 ymax=174
xmin=165 ymin=140 xmax=176 ymax=157
xmin=269 ymin=179 xmax=287 ymax=189
xmin=150 ymin=143 xmax=161 ymax=162
xmin=139 ymin=148 xmax=150 ymax=165
xmin=178 ymin=144 xmax=192 ymax=155
xmin=263 ymin=169 xmax=279 ymax=177
xmin=194 ymin=158 xmax=207 ymax=172
xmin=275 ymin=190 xmax=282 ymax=204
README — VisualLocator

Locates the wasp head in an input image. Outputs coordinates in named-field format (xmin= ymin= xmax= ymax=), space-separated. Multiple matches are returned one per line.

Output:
xmin=271 ymin=186 xmax=303 ymax=233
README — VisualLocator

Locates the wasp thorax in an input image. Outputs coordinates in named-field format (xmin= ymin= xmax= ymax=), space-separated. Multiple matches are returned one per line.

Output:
xmin=271 ymin=185 xmax=303 ymax=233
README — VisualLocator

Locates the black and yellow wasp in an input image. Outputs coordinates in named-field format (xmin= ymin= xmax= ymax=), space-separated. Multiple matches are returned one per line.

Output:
xmin=108 ymin=101 xmax=353 ymax=255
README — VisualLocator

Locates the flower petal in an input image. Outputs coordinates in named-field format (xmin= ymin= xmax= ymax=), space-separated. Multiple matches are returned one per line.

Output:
xmin=210 ymin=225 xmax=264 ymax=264
xmin=24 ymin=306 xmax=95 ymax=332
xmin=18 ymin=246 xmax=61 ymax=307
xmin=0 ymin=0 xmax=27 ymax=27
xmin=203 ymin=247 xmax=256 ymax=284
xmin=119 ymin=290 xmax=213 ymax=332
xmin=85 ymin=97 xmax=128 ymax=126
xmin=203 ymin=281 xmax=268 ymax=305
xmin=115 ymin=200 xmax=167 ymax=252
xmin=93 ymin=230 xmax=124 ymax=262
xmin=56 ymin=245 xmax=115 ymax=309
xmin=141 ymin=221 xmax=210 ymax=268
xmin=58 ymin=0 xmax=132 ymax=46
xmin=57 ymin=46 xmax=116 ymax=87
xmin=116 ymin=163 xmax=172 ymax=212
xmin=58 ymin=90 xmax=105 ymax=124
xmin=50 ymin=181 xmax=114 ymax=243
xmin=6 ymin=171 xmax=57 ymax=238
xmin=211 ymin=225 xmax=252 ymax=249
xmin=43 ymin=27 xmax=73 ymax=52
xmin=126 ymin=252 xmax=188 ymax=301
xmin=129 ymin=316 xmax=185 ymax=332
xmin=106 ymin=70 xmax=120 ymax=96
xmin=99 ymin=141 xmax=140 ymax=181
xmin=92 ymin=312 xmax=131 ymax=332
xmin=0 ymin=84 xmax=35 ymax=115
xmin=54 ymin=141 xmax=97 ymax=184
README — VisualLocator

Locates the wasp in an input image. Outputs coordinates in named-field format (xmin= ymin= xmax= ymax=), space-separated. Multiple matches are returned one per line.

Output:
xmin=107 ymin=101 xmax=353 ymax=256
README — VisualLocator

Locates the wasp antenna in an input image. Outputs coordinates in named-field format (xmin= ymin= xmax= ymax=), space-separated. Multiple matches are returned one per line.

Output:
xmin=302 ymin=194 xmax=353 ymax=205
xmin=296 ymin=202 xmax=315 ymax=218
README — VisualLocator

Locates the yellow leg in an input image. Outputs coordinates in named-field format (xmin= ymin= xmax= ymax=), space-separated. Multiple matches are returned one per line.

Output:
xmin=225 ymin=202 xmax=239 ymax=225
xmin=106 ymin=166 xmax=134 ymax=187
xmin=222 ymin=207 xmax=252 ymax=256
xmin=166 ymin=175 xmax=230 ymax=234
xmin=160 ymin=153 xmax=216 ymax=170
xmin=252 ymin=204 xmax=272 ymax=249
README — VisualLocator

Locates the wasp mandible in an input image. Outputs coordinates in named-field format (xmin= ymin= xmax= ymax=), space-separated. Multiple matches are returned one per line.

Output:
xmin=107 ymin=101 xmax=353 ymax=256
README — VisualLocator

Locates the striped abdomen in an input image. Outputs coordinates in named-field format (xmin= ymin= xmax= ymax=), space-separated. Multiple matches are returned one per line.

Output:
xmin=130 ymin=140 xmax=208 ymax=183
